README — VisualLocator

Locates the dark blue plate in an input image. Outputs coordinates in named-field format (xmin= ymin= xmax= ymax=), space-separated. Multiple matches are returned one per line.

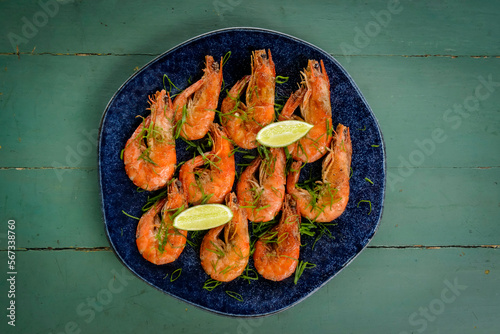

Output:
xmin=98 ymin=27 xmax=385 ymax=317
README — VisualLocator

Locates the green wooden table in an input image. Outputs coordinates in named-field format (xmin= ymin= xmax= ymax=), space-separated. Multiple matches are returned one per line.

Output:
xmin=1 ymin=0 xmax=499 ymax=333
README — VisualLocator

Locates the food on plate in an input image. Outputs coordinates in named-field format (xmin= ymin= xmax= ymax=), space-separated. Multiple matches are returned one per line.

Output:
xmin=253 ymin=195 xmax=301 ymax=281
xmin=123 ymin=89 xmax=176 ymax=191
xmin=256 ymin=120 xmax=314 ymax=147
xmin=221 ymin=49 xmax=276 ymax=149
xmin=173 ymin=55 xmax=224 ymax=140
xmin=200 ymin=193 xmax=250 ymax=282
xmin=287 ymin=124 xmax=352 ymax=222
xmin=121 ymin=51 xmax=353 ymax=287
xmin=237 ymin=147 xmax=286 ymax=222
xmin=135 ymin=179 xmax=187 ymax=265
xmin=179 ymin=123 xmax=235 ymax=205
xmin=279 ymin=59 xmax=333 ymax=163
xmin=172 ymin=203 xmax=233 ymax=231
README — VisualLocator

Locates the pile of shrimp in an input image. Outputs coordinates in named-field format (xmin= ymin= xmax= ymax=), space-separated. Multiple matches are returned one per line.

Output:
xmin=121 ymin=50 xmax=352 ymax=284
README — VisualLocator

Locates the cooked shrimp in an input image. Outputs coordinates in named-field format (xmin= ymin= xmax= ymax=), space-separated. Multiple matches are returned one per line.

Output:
xmin=248 ymin=49 xmax=276 ymax=126
xmin=136 ymin=179 xmax=187 ymax=265
xmin=178 ymin=123 xmax=235 ymax=205
xmin=236 ymin=148 xmax=286 ymax=222
xmin=173 ymin=55 xmax=223 ymax=140
xmin=221 ymin=49 xmax=275 ymax=149
xmin=220 ymin=75 xmax=254 ymax=148
xmin=123 ymin=90 xmax=176 ymax=191
xmin=253 ymin=195 xmax=300 ymax=281
xmin=200 ymin=193 xmax=250 ymax=282
xmin=287 ymin=124 xmax=352 ymax=222
xmin=279 ymin=59 xmax=333 ymax=163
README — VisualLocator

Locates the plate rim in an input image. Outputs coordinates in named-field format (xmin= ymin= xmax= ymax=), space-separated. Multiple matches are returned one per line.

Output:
xmin=97 ymin=26 xmax=387 ymax=317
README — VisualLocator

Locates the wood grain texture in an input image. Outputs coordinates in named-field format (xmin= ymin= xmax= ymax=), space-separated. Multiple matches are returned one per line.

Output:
xmin=0 ymin=168 xmax=107 ymax=249
xmin=0 ymin=0 xmax=499 ymax=332
xmin=0 ymin=248 xmax=497 ymax=333
xmin=0 ymin=54 xmax=153 ymax=168
xmin=0 ymin=0 xmax=498 ymax=56
xmin=1 ymin=166 xmax=498 ymax=249
xmin=1 ymin=55 xmax=498 ymax=168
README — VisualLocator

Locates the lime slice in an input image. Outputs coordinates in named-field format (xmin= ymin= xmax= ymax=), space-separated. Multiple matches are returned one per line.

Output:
xmin=173 ymin=204 xmax=233 ymax=231
xmin=256 ymin=120 xmax=314 ymax=147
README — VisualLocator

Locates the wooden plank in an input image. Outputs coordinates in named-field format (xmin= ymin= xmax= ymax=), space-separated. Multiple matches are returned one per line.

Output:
xmin=1 ymin=166 xmax=498 ymax=249
xmin=1 ymin=0 xmax=498 ymax=56
xmin=0 ymin=54 xmax=154 ymax=168
xmin=0 ymin=248 xmax=497 ymax=333
xmin=1 ymin=55 xmax=499 ymax=168
xmin=373 ymin=166 xmax=500 ymax=246
xmin=341 ymin=56 xmax=500 ymax=169
xmin=0 ymin=168 xmax=108 ymax=249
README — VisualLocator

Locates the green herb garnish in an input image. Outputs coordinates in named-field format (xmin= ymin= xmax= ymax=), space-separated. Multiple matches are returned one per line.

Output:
xmin=275 ymin=76 xmax=289 ymax=84
xmin=163 ymin=74 xmax=180 ymax=94
xmin=225 ymin=290 xmax=243 ymax=302
xmin=294 ymin=261 xmax=316 ymax=284
xmin=170 ymin=268 xmax=182 ymax=282
xmin=240 ymin=265 xmax=259 ymax=284
xmin=203 ymin=279 xmax=223 ymax=291
xmin=122 ymin=210 xmax=140 ymax=220
xmin=357 ymin=200 xmax=372 ymax=215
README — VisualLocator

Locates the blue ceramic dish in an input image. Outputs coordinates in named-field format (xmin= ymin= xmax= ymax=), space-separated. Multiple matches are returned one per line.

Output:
xmin=98 ymin=27 xmax=386 ymax=317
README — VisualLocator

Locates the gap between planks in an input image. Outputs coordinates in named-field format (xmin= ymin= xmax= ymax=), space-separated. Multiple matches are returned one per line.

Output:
xmin=1 ymin=245 xmax=499 ymax=252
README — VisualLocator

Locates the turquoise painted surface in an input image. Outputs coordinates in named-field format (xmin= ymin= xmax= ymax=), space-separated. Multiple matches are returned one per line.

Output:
xmin=0 ymin=0 xmax=498 ymax=333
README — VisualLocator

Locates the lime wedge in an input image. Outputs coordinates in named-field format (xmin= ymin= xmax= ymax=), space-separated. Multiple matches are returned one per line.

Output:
xmin=256 ymin=120 xmax=314 ymax=147
xmin=173 ymin=204 xmax=233 ymax=231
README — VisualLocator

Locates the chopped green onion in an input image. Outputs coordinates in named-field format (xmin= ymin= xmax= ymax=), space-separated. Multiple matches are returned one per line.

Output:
xmin=312 ymin=223 xmax=336 ymax=250
xmin=170 ymin=268 xmax=182 ymax=282
xmin=203 ymin=279 xmax=222 ymax=291
xmin=200 ymin=193 xmax=214 ymax=204
xmin=275 ymin=76 xmax=289 ymax=84
xmin=299 ymin=220 xmax=317 ymax=237
xmin=141 ymin=189 xmax=168 ymax=212
xmin=357 ymin=200 xmax=372 ymax=215
xmin=222 ymin=51 xmax=231 ymax=66
xmin=364 ymin=177 xmax=374 ymax=185
xmin=294 ymin=261 xmax=316 ymax=284
xmin=207 ymin=241 xmax=225 ymax=258
xmin=240 ymin=266 xmax=259 ymax=284
xmin=225 ymin=290 xmax=243 ymax=302
xmin=122 ymin=210 xmax=140 ymax=220
xmin=163 ymin=74 xmax=180 ymax=93
xmin=186 ymin=230 xmax=204 ymax=248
